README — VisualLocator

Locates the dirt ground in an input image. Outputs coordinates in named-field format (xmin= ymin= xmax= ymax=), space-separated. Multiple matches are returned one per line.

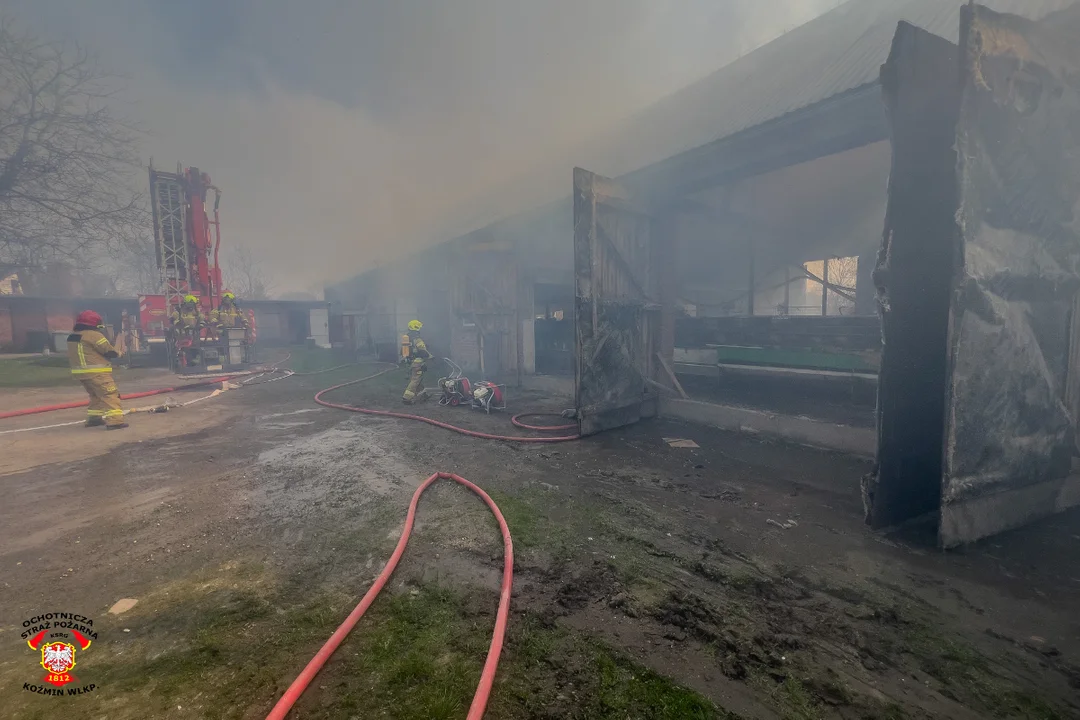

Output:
xmin=1 ymin=360 xmax=1078 ymax=719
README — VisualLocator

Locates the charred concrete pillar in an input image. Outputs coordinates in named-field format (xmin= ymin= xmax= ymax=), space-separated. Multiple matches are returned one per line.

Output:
xmin=868 ymin=22 xmax=960 ymax=531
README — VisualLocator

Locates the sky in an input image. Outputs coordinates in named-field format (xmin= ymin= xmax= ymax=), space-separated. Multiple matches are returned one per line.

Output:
xmin=8 ymin=0 xmax=844 ymax=294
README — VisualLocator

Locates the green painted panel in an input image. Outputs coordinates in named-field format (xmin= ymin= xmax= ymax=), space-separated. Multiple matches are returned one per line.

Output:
xmin=712 ymin=345 xmax=879 ymax=372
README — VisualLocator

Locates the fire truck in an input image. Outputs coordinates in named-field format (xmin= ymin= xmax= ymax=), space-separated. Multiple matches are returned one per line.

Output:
xmin=135 ymin=162 xmax=257 ymax=373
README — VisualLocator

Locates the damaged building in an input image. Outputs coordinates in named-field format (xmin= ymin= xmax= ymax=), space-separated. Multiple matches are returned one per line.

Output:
xmin=327 ymin=0 xmax=1080 ymax=545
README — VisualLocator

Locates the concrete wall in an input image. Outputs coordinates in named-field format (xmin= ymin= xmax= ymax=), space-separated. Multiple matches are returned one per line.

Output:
xmin=661 ymin=397 xmax=876 ymax=457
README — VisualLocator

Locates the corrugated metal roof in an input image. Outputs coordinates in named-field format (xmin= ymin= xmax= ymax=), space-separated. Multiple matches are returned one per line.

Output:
xmin=594 ymin=0 xmax=1077 ymax=177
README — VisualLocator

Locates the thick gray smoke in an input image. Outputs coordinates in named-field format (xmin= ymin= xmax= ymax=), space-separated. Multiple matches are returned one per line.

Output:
xmin=10 ymin=0 xmax=840 ymax=292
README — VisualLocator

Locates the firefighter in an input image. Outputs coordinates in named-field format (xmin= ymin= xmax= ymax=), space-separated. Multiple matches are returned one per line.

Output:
xmin=401 ymin=319 xmax=432 ymax=404
xmin=210 ymin=291 xmax=249 ymax=334
xmin=68 ymin=310 xmax=127 ymax=429
xmin=171 ymin=294 xmax=204 ymax=336
xmin=170 ymin=294 xmax=204 ymax=365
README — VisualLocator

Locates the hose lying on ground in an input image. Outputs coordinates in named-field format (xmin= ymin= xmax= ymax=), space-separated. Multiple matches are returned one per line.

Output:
xmin=510 ymin=413 xmax=577 ymax=433
xmin=0 ymin=353 xmax=295 ymax=421
xmin=266 ymin=365 xmax=581 ymax=716
xmin=0 ymin=374 xmax=245 ymax=420
xmin=313 ymin=368 xmax=581 ymax=443
xmin=265 ymin=471 xmax=513 ymax=720
xmin=0 ymin=387 xmax=229 ymax=436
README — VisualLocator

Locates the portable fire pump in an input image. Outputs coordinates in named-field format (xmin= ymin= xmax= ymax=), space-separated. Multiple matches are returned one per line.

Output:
xmin=436 ymin=359 xmax=506 ymax=413
xmin=134 ymin=162 xmax=257 ymax=374
xmin=436 ymin=359 xmax=472 ymax=406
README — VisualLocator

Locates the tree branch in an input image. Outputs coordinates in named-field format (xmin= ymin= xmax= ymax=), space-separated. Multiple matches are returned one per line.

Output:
xmin=0 ymin=14 xmax=144 ymax=278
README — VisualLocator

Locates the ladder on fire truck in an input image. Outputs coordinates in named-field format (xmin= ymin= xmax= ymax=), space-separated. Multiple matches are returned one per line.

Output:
xmin=149 ymin=162 xmax=192 ymax=313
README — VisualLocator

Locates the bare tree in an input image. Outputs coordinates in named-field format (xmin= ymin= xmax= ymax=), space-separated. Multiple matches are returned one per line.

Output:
xmin=0 ymin=17 xmax=143 ymax=278
xmin=827 ymin=256 xmax=858 ymax=315
xmin=224 ymin=244 xmax=274 ymax=300
xmin=108 ymin=220 xmax=159 ymax=295
xmin=828 ymin=256 xmax=859 ymax=292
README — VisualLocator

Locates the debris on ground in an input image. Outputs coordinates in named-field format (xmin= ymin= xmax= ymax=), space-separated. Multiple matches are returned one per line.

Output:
xmin=663 ymin=437 xmax=700 ymax=448
xmin=108 ymin=598 xmax=139 ymax=615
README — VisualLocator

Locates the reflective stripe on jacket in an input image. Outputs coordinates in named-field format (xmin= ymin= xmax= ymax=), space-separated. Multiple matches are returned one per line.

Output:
xmin=67 ymin=329 xmax=116 ymax=374
xmin=171 ymin=308 xmax=203 ymax=329
xmin=212 ymin=304 xmax=248 ymax=328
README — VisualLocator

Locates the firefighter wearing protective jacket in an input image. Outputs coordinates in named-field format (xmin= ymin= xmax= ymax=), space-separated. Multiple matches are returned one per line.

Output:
xmin=401 ymin=320 xmax=432 ymax=404
xmin=171 ymin=294 xmax=204 ymax=337
xmin=211 ymin=291 xmax=249 ymax=333
xmin=170 ymin=294 xmax=205 ymax=365
xmin=67 ymin=310 xmax=127 ymax=429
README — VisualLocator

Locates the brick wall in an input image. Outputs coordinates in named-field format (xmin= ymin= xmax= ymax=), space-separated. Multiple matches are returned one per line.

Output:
xmin=10 ymin=305 xmax=47 ymax=351
xmin=45 ymin=300 xmax=77 ymax=332
xmin=0 ymin=308 xmax=13 ymax=350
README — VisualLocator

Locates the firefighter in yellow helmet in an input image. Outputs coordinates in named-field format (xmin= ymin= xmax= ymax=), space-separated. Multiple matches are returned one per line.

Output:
xmin=171 ymin=295 xmax=204 ymax=335
xmin=211 ymin=291 xmax=249 ymax=334
xmin=68 ymin=310 xmax=127 ymax=429
xmin=170 ymin=294 xmax=204 ymax=365
xmin=401 ymin=319 xmax=432 ymax=404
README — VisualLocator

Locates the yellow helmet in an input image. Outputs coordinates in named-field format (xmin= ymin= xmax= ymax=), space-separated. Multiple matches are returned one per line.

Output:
xmin=184 ymin=294 xmax=198 ymax=304
xmin=222 ymin=291 xmax=236 ymax=301
xmin=408 ymin=320 xmax=423 ymax=332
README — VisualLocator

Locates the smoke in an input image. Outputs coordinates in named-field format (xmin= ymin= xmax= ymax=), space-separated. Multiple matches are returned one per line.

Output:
xmin=10 ymin=0 xmax=841 ymax=292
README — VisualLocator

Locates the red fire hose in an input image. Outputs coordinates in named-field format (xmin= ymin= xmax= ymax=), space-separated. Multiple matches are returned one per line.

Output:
xmin=267 ymin=369 xmax=581 ymax=717
xmin=313 ymin=371 xmax=580 ymax=443
xmin=0 ymin=375 xmax=242 ymax=420
xmin=265 ymin=471 xmax=513 ymax=720
xmin=510 ymin=413 xmax=577 ymax=433
xmin=2 ymin=360 xmax=573 ymax=716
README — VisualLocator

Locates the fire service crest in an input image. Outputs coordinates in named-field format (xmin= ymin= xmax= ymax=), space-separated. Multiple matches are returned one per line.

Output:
xmin=20 ymin=612 xmax=99 ymax=697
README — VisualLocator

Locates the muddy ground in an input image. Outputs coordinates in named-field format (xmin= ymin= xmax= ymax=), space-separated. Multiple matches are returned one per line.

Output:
xmin=1 ymin=360 xmax=1079 ymax=719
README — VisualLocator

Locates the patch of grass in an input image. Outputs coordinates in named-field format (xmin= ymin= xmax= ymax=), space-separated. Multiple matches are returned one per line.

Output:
xmin=283 ymin=346 xmax=360 ymax=373
xmin=328 ymin=585 xmax=489 ymax=719
xmin=873 ymin=703 xmax=911 ymax=720
xmin=496 ymin=609 xmax=729 ymax=720
xmin=90 ymin=576 xmax=726 ymax=720
xmin=749 ymin=672 xmax=825 ymax=720
xmin=993 ymin=690 xmax=1063 ymax=720
xmin=89 ymin=588 xmax=346 ymax=716
xmin=775 ymin=676 xmax=824 ymax=720
xmin=487 ymin=489 xmax=577 ymax=566
xmin=323 ymin=584 xmax=726 ymax=719
xmin=486 ymin=490 xmax=544 ymax=549
xmin=0 ymin=355 xmax=73 ymax=387
xmin=584 ymin=642 xmax=723 ymax=719
xmin=903 ymin=626 xmax=1064 ymax=720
